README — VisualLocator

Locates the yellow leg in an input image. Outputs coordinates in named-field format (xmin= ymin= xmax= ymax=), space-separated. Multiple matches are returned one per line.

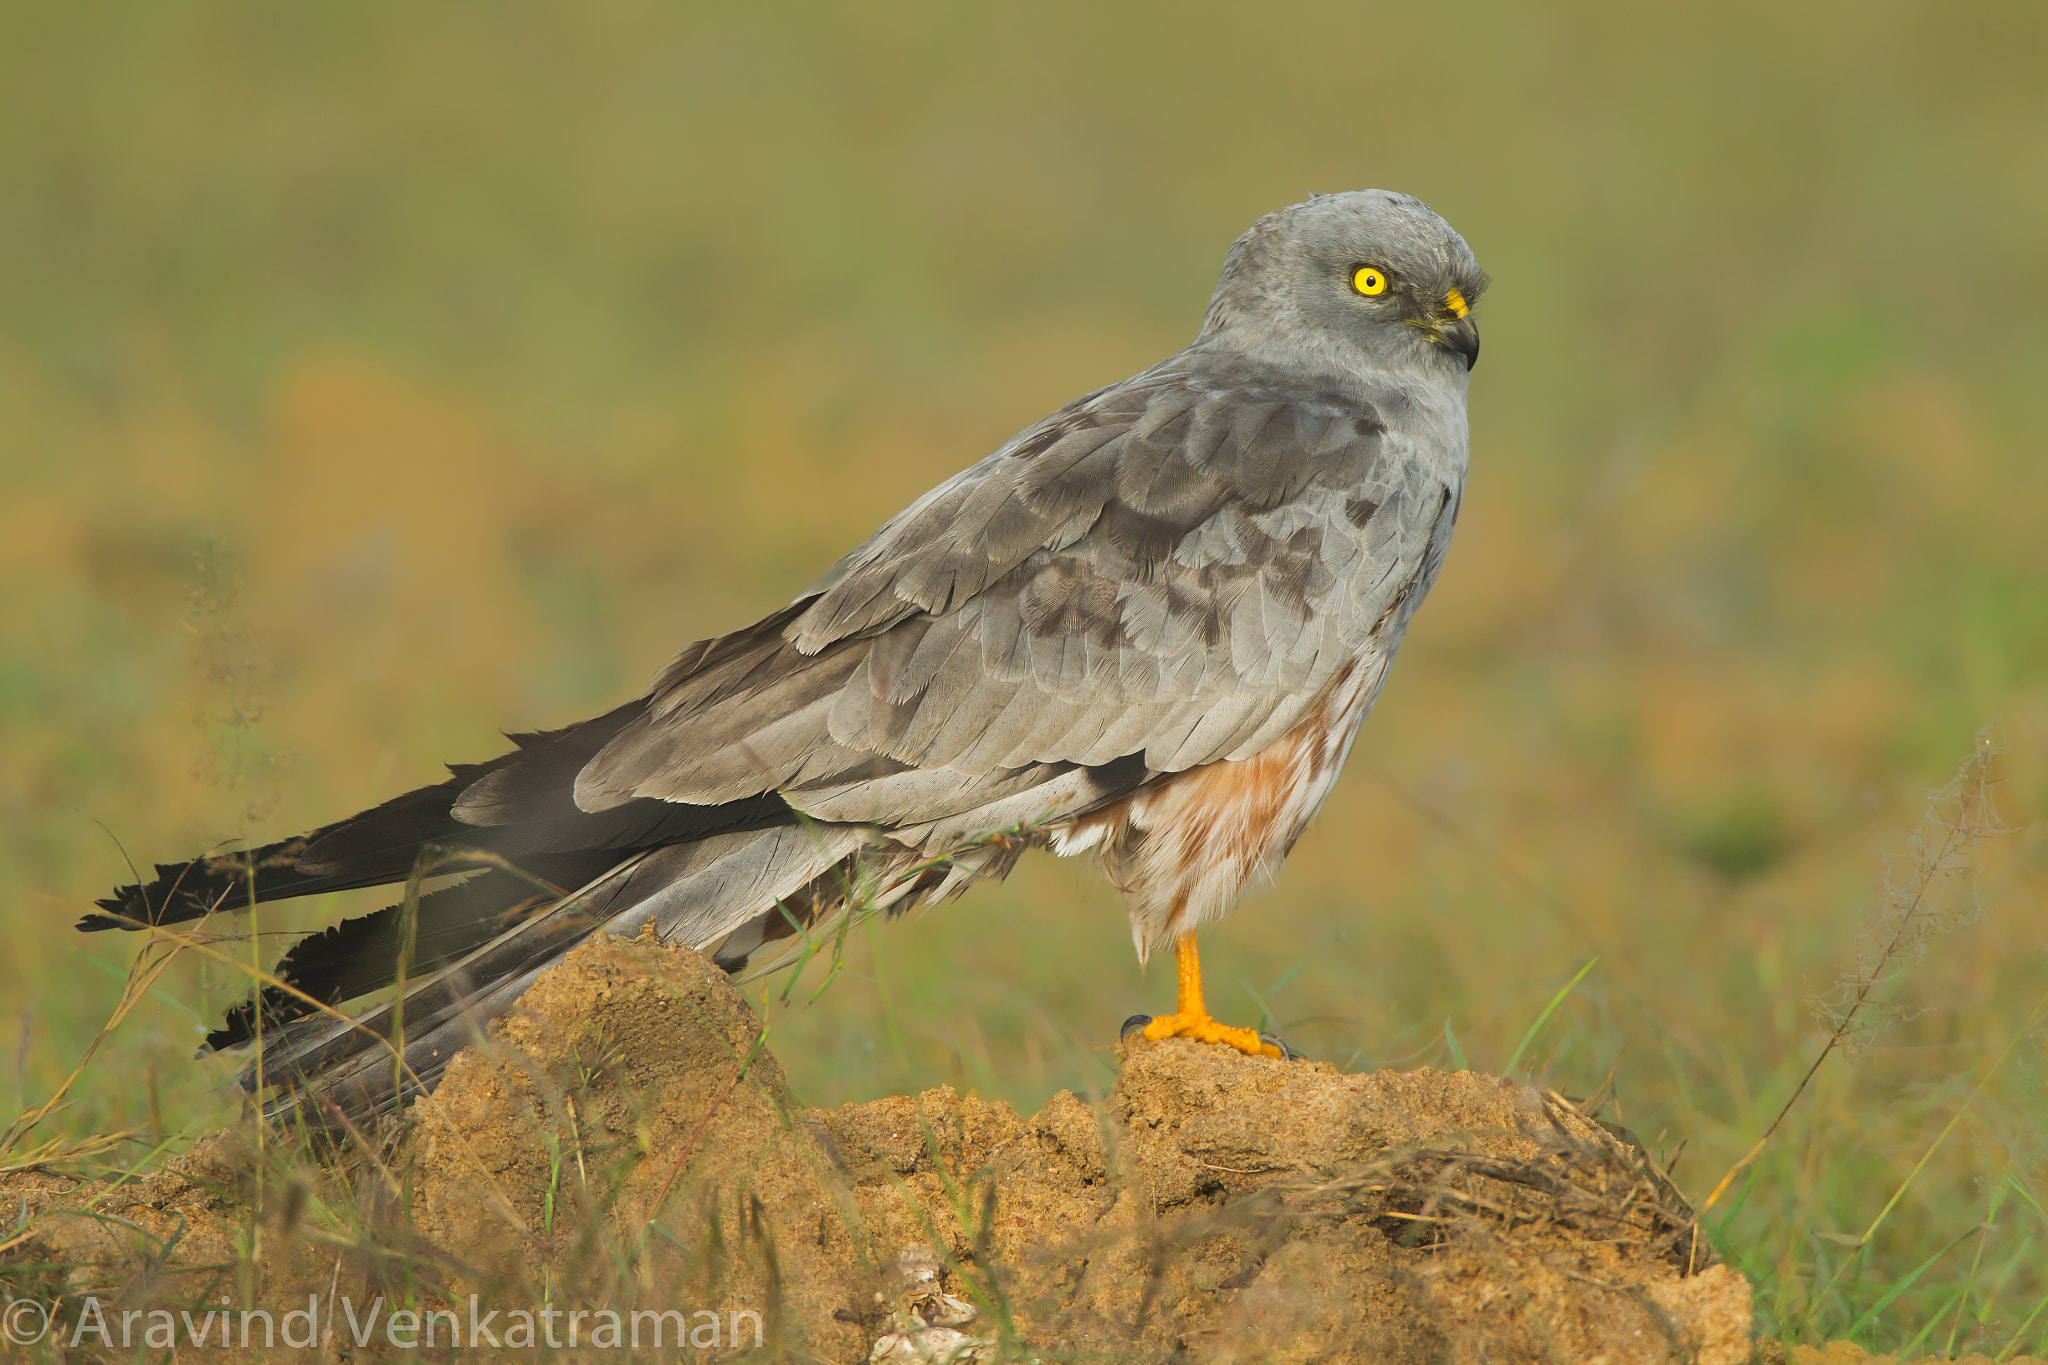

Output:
xmin=1139 ymin=934 xmax=1282 ymax=1059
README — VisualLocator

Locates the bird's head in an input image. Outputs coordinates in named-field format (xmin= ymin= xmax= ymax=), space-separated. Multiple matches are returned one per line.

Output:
xmin=1199 ymin=190 xmax=1487 ymax=377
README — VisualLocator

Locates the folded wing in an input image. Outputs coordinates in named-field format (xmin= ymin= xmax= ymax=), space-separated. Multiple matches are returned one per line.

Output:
xmin=572 ymin=357 xmax=1437 ymax=824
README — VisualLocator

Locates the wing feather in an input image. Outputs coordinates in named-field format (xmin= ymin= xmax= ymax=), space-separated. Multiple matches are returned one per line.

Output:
xmin=578 ymin=356 xmax=1432 ymax=814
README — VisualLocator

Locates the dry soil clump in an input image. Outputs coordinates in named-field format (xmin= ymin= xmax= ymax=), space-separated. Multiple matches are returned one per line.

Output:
xmin=6 ymin=930 xmax=1760 ymax=1362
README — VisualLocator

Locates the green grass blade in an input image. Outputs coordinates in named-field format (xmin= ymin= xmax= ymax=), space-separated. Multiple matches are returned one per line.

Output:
xmin=1504 ymin=957 xmax=1597 ymax=1077
xmin=1998 ymin=1283 xmax=2048 ymax=1362
xmin=1238 ymin=976 xmax=1277 ymax=1033
xmin=1902 ymin=1284 xmax=1970 ymax=1359
xmin=1943 ymin=1174 xmax=2009 ymax=1357
xmin=1799 ymin=986 xmax=2048 ymax=1334
xmin=1844 ymin=1225 xmax=1979 ymax=1342
xmin=1712 ymin=1164 xmax=1759 ymax=1248
xmin=1443 ymin=1018 xmax=1468 ymax=1072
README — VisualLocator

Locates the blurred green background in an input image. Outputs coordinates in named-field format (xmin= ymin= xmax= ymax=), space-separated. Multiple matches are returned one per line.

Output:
xmin=3 ymin=1 xmax=2046 ymax=1352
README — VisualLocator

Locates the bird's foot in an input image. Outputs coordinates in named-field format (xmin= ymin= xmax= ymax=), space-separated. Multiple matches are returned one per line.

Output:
xmin=1120 ymin=1011 xmax=1291 ymax=1060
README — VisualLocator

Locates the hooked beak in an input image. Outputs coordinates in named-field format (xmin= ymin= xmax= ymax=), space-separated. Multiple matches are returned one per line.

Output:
xmin=1435 ymin=314 xmax=1480 ymax=370
xmin=1430 ymin=286 xmax=1479 ymax=370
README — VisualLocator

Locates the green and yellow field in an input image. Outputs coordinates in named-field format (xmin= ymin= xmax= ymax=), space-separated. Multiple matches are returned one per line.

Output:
xmin=2 ymin=2 xmax=2044 ymax=1354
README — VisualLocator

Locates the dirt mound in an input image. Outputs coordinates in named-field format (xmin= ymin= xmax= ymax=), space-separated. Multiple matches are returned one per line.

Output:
xmin=5 ymin=930 xmax=1756 ymax=1362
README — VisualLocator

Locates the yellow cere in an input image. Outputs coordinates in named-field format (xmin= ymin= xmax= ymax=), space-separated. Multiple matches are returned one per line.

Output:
xmin=1443 ymin=287 xmax=1469 ymax=318
xmin=1352 ymin=266 xmax=1387 ymax=296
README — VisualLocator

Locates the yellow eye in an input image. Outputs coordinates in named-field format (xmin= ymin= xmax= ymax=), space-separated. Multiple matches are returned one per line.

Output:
xmin=1352 ymin=266 xmax=1387 ymax=296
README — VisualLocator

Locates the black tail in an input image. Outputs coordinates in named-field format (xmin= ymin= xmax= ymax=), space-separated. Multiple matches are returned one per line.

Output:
xmin=87 ymin=694 xmax=802 ymax=1108
xmin=85 ymin=775 xmax=501 ymax=933
xmin=221 ymin=824 xmax=881 ymax=1120
xmin=200 ymin=855 xmax=614 ymax=1052
xmin=83 ymin=700 xmax=660 ymax=932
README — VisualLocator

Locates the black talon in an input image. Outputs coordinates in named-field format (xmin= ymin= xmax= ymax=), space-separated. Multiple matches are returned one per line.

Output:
xmin=1260 ymin=1031 xmax=1305 ymax=1061
xmin=1120 ymin=1014 xmax=1153 ymax=1042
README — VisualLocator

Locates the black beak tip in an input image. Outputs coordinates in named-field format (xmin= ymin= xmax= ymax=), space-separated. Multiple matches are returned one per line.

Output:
xmin=1440 ymin=317 xmax=1480 ymax=371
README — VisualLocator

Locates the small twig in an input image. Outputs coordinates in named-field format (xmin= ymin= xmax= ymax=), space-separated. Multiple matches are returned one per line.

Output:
xmin=565 ymin=1094 xmax=589 ymax=1189
xmin=637 ymin=1049 xmax=752 ymax=1240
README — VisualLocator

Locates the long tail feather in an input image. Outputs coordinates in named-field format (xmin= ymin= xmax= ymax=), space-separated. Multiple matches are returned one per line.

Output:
xmin=83 ymin=701 xmax=655 ymax=932
xmin=229 ymin=823 xmax=877 ymax=1118
xmin=202 ymin=852 xmax=616 ymax=1051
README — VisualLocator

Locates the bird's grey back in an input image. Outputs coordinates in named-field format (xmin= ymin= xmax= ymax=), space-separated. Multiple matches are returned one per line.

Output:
xmin=575 ymin=380 xmax=1455 ymax=822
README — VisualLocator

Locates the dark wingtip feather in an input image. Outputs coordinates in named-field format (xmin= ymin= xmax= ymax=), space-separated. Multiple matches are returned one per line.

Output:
xmin=201 ymin=860 xmax=594 ymax=1052
xmin=81 ymin=884 xmax=150 ymax=930
xmin=82 ymin=856 xmax=252 ymax=932
xmin=206 ymin=996 xmax=268 ymax=1053
xmin=77 ymin=902 xmax=146 ymax=932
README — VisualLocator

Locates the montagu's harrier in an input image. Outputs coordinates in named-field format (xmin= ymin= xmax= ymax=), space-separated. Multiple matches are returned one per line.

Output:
xmin=87 ymin=190 xmax=1484 ymax=1116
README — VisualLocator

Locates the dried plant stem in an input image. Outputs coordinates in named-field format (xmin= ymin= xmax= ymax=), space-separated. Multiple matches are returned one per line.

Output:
xmin=1 ymin=936 xmax=185 ymax=1160
xmin=1699 ymin=725 xmax=2005 ymax=1216
xmin=635 ymin=1045 xmax=752 ymax=1246
xmin=1698 ymin=1014 xmax=1857 ymax=1215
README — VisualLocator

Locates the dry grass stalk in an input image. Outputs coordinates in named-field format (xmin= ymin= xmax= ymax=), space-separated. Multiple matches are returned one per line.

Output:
xmin=1698 ymin=724 xmax=2008 ymax=1219
xmin=1293 ymin=1090 xmax=1711 ymax=1273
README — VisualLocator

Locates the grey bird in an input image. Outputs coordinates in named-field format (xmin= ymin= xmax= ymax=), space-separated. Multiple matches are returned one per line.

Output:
xmin=85 ymin=190 xmax=1484 ymax=1115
